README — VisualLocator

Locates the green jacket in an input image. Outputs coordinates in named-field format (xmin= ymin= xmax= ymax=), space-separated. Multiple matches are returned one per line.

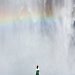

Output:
xmin=36 ymin=70 xmax=39 ymax=75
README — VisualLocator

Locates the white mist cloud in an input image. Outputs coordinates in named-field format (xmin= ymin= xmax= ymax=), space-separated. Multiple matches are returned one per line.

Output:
xmin=0 ymin=0 xmax=74 ymax=75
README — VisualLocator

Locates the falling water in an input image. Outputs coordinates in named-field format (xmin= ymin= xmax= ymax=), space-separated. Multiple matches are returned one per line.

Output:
xmin=0 ymin=0 xmax=75 ymax=75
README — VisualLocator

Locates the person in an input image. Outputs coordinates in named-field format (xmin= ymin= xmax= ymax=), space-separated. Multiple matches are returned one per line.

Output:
xmin=36 ymin=65 xmax=39 ymax=75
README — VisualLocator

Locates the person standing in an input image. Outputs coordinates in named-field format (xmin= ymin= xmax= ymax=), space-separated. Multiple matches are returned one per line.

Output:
xmin=36 ymin=65 xmax=39 ymax=75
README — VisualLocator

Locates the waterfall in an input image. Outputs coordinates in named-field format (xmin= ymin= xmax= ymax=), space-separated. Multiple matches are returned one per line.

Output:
xmin=0 ymin=0 xmax=74 ymax=75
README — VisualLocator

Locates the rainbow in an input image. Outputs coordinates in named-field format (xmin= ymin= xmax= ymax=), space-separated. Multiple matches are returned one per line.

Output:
xmin=0 ymin=10 xmax=55 ymax=26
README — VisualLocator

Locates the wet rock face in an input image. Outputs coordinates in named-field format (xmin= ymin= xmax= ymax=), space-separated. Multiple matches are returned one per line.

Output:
xmin=73 ymin=21 xmax=75 ymax=28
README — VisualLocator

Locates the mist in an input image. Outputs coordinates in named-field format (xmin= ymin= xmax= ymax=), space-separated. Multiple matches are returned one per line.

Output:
xmin=0 ymin=0 xmax=75 ymax=75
